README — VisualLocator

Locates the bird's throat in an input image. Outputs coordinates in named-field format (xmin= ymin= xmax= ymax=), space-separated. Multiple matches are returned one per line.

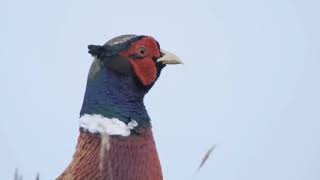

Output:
xmin=80 ymin=65 xmax=151 ymax=127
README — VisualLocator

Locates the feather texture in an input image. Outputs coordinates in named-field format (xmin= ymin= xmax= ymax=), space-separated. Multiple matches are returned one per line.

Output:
xmin=57 ymin=128 xmax=162 ymax=180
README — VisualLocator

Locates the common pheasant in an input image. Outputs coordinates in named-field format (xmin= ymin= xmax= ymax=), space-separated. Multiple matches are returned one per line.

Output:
xmin=57 ymin=34 xmax=181 ymax=180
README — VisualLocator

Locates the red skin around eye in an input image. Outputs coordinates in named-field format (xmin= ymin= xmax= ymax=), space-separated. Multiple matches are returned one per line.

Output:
xmin=128 ymin=58 xmax=157 ymax=86
xmin=119 ymin=37 xmax=160 ymax=86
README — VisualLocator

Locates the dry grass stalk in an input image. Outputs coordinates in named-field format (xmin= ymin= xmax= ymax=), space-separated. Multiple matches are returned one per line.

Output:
xmin=196 ymin=144 xmax=217 ymax=173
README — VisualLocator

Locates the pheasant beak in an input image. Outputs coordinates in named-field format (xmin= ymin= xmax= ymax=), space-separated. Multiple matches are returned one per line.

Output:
xmin=157 ymin=49 xmax=183 ymax=64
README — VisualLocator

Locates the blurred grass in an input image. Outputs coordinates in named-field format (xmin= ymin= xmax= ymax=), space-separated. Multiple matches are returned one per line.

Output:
xmin=13 ymin=169 xmax=39 ymax=180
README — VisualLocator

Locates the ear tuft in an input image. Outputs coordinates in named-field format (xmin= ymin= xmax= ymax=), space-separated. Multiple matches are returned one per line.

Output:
xmin=88 ymin=45 xmax=104 ymax=57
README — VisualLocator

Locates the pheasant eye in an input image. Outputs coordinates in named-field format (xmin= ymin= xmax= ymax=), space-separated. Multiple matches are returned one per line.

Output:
xmin=137 ymin=47 xmax=147 ymax=56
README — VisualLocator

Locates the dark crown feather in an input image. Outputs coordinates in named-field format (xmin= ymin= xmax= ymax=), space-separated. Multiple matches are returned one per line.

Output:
xmin=88 ymin=34 xmax=145 ymax=59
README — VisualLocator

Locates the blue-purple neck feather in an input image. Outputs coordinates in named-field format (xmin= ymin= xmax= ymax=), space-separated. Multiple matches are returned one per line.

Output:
xmin=80 ymin=59 xmax=154 ymax=128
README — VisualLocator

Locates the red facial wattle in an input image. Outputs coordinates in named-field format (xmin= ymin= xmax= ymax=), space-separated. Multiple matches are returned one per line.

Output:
xmin=128 ymin=58 xmax=157 ymax=86
xmin=119 ymin=37 xmax=161 ymax=86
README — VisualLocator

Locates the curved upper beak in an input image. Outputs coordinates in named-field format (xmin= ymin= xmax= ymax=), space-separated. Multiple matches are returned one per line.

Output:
xmin=157 ymin=49 xmax=183 ymax=64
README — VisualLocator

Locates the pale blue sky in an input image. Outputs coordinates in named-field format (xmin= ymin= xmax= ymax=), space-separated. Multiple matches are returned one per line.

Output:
xmin=1 ymin=0 xmax=319 ymax=179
